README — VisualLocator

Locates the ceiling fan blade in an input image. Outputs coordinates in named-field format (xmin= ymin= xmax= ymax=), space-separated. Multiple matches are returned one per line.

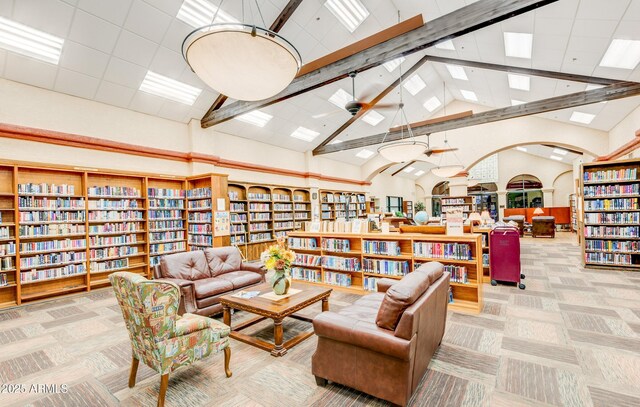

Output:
xmin=359 ymin=102 xmax=396 ymax=111
xmin=430 ymin=148 xmax=459 ymax=153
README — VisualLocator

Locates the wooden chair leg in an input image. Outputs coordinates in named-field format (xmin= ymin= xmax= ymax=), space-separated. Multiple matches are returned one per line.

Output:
xmin=128 ymin=357 xmax=139 ymax=388
xmin=157 ymin=373 xmax=169 ymax=407
xmin=224 ymin=346 xmax=232 ymax=378
xmin=315 ymin=376 xmax=327 ymax=386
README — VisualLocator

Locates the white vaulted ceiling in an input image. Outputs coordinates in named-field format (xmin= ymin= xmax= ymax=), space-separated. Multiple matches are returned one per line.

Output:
xmin=0 ymin=0 xmax=639 ymax=167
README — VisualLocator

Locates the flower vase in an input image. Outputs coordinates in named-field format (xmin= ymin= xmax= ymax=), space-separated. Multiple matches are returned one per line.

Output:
xmin=270 ymin=268 xmax=291 ymax=295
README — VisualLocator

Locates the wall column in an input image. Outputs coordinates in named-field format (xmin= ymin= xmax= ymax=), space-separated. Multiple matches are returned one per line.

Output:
xmin=542 ymin=188 xmax=554 ymax=207
xmin=497 ymin=190 xmax=507 ymax=219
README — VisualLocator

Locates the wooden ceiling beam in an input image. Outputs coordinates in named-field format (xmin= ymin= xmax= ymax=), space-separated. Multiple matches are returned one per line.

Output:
xmin=201 ymin=0 xmax=560 ymax=128
xmin=314 ymin=82 xmax=640 ymax=155
xmin=391 ymin=161 xmax=417 ymax=176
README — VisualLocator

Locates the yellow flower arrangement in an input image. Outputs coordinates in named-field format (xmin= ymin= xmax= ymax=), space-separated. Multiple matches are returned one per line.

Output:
xmin=260 ymin=236 xmax=296 ymax=271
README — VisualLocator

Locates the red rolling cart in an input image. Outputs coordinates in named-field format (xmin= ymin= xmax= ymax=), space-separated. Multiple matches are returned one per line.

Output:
xmin=489 ymin=225 xmax=525 ymax=289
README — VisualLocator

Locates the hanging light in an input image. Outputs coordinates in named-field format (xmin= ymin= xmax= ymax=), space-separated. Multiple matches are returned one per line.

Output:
xmin=431 ymin=82 xmax=464 ymax=177
xmin=377 ymin=103 xmax=429 ymax=161
xmin=182 ymin=0 xmax=301 ymax=101
xmin=431 ymin=165 xmax=464 ymax=178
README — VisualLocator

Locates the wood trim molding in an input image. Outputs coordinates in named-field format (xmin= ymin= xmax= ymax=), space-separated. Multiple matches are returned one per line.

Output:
xmin=0 ymin=122 xmax=370 ymax=186
xmin=596 ymin=129 xmax=640 ymax=161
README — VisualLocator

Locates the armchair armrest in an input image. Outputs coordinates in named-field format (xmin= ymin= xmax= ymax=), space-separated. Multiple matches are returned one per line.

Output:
xmin=313 ymin=312 xmax=412 ymax=361
xmin=376 ymin=278 xmax=398 ymax=293
xmin=155 ymin=278 xmax=196 ymax=315
xmin=241 ymin=261 xmax=267 ymax=277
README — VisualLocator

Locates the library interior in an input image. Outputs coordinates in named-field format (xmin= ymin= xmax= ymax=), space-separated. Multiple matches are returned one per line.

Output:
xmin=1 ymin=0 xmax=640 ymax=406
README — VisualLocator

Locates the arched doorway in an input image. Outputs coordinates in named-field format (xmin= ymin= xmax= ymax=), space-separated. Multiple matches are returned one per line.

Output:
xmin=507 ymin=174 xmax=544 ymax=208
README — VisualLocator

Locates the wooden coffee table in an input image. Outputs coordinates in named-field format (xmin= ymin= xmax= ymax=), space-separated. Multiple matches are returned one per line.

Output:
xmin=219 ymin=283 xmax=332 ymax=357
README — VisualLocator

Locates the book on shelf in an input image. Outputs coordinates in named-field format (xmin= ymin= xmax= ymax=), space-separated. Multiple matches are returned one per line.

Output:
xmin=20 ymin=264 xmax=86 ymax=283
xmin=19 ymin=197 xmax=85 ymax=209
xmin=20 ymin=224 xmax=85 ymax=237
xmin=585 ymin=239 xmax=639 ymax=252
xmin=584 ymin=198 xmax=638 ymax=211
xmin=584 ymin=168 xmax=637 ymax=182
xmin=322 ymin=255 xmax=360 ymax=271
xmin=584 ymin=226 xmax=639 ymax=238
xmin=187 ymin=188 xmax=212 ymax=198
xmin=88 ymin=186 xmax=140 ymax=197
xmin=248 ymin=193 xmax=271 ymax=200
xmin=443 ymin=265 xmax=468 ymax=284
xmin=293 ymin=253 xmax=322 ymax=267
xmin=0 ymin=242 xmax=16 ymax=255
xmin=88 ymin=199 xmax=139 ymax=210
xmin=363 ymin=240 xmax=401 ymax=256
xmin=291 ymin=267 xmax=321 ymax=283
xmin=288 ymin=237 xmax=317 ymax=249
xmin=584 ymin=212 xmax=639 ymax=224
xmin=148 ymin=188 xmax=185 ymax=198
xmin=322 ymin=238 xmax=350 ymax=252
xmin=363 ymin=259 xmax=409 ymax=276
xmin=324 ymin=271 xmax=352 ymax=287
xmin=18 ymin=183 xmax=75 ymax=195
xmin=21 ymin=251 xmax=86 ymax=268
xmin=413 ymin=242 xmax=472 ymax=260
xmin=364 ymin=276 xmax=379 ymax=292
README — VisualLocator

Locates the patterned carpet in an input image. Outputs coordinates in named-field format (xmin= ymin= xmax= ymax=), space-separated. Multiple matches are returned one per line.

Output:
xmin=1 ymin=233 xmax=639 ymax=406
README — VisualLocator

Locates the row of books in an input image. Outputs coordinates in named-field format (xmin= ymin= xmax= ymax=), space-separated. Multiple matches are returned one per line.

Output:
xmin=149 ymin=231 xmax=184 ymax=242
xmin=441 ymin=198 xmax=467 ymax=205
xmin=19 ymin=197 xmax=85 ymax=209
xmin=1 ymin=257 xmax=14 ymax=270
xmin=274 ymin=221 xmax=294 ymax=229
xmin=249 ymin=233 xmax=272 ymax=242
xmin=295 ymin=213 xmax=310 ymax=220
xmin=584 ymin=168 xmax=637 ymax=183
xmin=18 ymin=183 xmax=75 ymax=195
xmin=334 ymin=211 xmax=358 ymax=218
xmin=364 ymin=276 xmax=379 ymax=292
xmin=148 ymin=199 xmax=183 ymax=209
xmin=0 ymin=242 xmax=16 ymax=255
xmin=149 ymin=210 xmax=183 ymax=219
xmin=187 ymin=188 xmax=212 ymax=198
xmin=444 ymin=265 xmax=468 ymax=284
xmin=91 ymin=258 xmax=129 ymax=272
xmin=322 ymin=194 xmax=364 ymax=203
xmin=272 ymin=194 xmax=290 ymax=201
xmin=584 ymin=198 xmax=638 ymax=211
xmin=231 ymin=235 xmax=245 ymax=245
xmin=250 ymin=213 xmax=271 ymax=221
xmin=149 ymin=220 xmax=183 ymax=231
xmin=147 ymin=188 xmax=185 ymax=198
xmin=228 ymin=191 xmax=241 ymax=200
xmin=583 ymin=184 xmax=638 ymax=197
xmin=249 ymin=223 xmax=270 ymax=231
xmin=20 ymin=224 xmax=85 ymax=237
xmin=0 ymin=227 xmax=10 ymax=239
xmin=88 ymin=211 xmax=143 ymax=221
xmin=88 ymin=186 xmax=140 ymax=197
xmin=149 ymin=241 xmax=186 ymax=255
xmin=322 ymin=238 xmax=351 ymax=252
xmin=442 ymin=205 xmax=470 ymax=212
xmin=293 ymin=195 xmax=307 ymax=202
xmin=20 ymin=251 xmax=86 ymax=268
xmin=322 ymin=256 xmax=360 ymax=271
xmin=188 ymin=224 xmax=211 ymax=233
xmin=20 ymin=264 xmax=86 ymax=283
xmin=0 ymin=274 xmax=7 ymax=286
xmin=363 ymin=240 xmax=401 ymax=256
xmin=249 ymin=203 xmax=271 ymax=211
xmin=584 ymin=212 xmax=639 ymax=224
xmin=189 ymin=235 xmax=212 ymax=246
xmin=230 ymin=203 xmax=245 ymax=211
xmin=231 ymin=224 xmax=246 ymax=233
xmin=584 ymin=226 xmax=639 ymax=238
xmin=88 ymin=199 xmax=140 ymax=210
xmin=274 ymin=203 xmax=293 ymax=211
xmin=294 ymin=204 xmax=308 ymax=210
xmin=231 ymin=214 xmax=247 ymax=222
xmin=88 ymin=223 xmax=142 ymax=234
xmin=413 ymin=242 xmax=473 ymax=260
xmin=247 ymin=193 xmax=270 ymax=200
xmin=483 ymin=253 xmax=489 ymax=267
xmin=90 ymin=247 xmax=138 ymax=259
xmin=89 ymin=235 xmax=137 ymax=247
xmin=275 ymin=231 xmax=287 ymax=238
xmin=20 ymin=211 xmax=85 ymax=222
xmin=291 ymin=267 xmax=321 ymax=283
xmin=585 ymin=239 xmax=640 ymax=253
xmin=585 ymin=252 xmax=637 ymax=265
xmin=363 ymin=259 xmax=409 ymax=276
xmin=325 ymin=271 xmax=352 ymax=287
xmin=288 ymin=237 xmax=317 ymax=249
xmin=294 ymin=253 xmax=322 ymax=267
xmin=274 ymin=213 xmax=293 ymax=221
xmin=187 ymin=199 xmax=211 ymax=209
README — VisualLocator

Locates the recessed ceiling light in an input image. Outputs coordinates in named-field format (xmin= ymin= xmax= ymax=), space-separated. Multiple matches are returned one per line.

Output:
xmin=550 ymin=155 xmax=563 ymax=161
xmin=435 ymin=40 xmax=455 ymax=51
xmin=553 ymin=148 xmax=568 ymax=155
xmin=361 ymin=110 xmax=385 ymax=126
xmin=383 ymin=57 xmax=405 ymax=72
xmin=236 ymin=110 xmax=273 ymax=127
xmin=0 ymin=16 xmax=64 ymax=64
xmin=403 ymin=74 xmax=426 ymax=96
xmin=414 ymin=170 xmax=425 ymax=176
xmin=290 ymin=126 xmax=320 ymax=142
xmin=508 ymin=74 xmax=530 ymax=91
xmin=139 ymin=71 xmax=202 ymax=105
xmin=511 ymin=99 xmax=525 ymax=106
xmin=177 ymin=0 xmax=237 ymax=28
xmin=460 ymin=89 xmax=477 ymax=101
xmin=585 ymin=84 xmax=604 ymax=91
xmin=423 ymin=96 xmax=442 ymax=112
xmin=328 ymin=88 xmax=352 ymax=109
xmin=599 ymin=39 xmax=640 ymax=69
xmin=516 ymin=146 xmax=527 ymax=152
xmin=403 ymin=166 xmax=415 ymax=173
xmin=446 ymin=64 xmax=468 ymax=80
xmin=355 ymin=149 xmax=374 ymax=159
xmin=324 ymin=0 xmax=370 ymax=33
xmin=570 ymin=111 xmax=595 ymax=124
xmin=504 ymin=32 xmax=533 ymax=59
xmin=329 ymin=139 xmax=343 ymax=144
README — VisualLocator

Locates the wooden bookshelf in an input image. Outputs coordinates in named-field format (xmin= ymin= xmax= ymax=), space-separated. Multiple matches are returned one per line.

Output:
xmin=319 ymin=190 xmax=367 ymax=221
xmin=472 ymin=225 xmax=491 ymax=283
xmin=0 ymin=165 xmax=17 ymax=307
xmin=186 ymin=174 xmax=230 ymax=251
xmin=581 ymin=158 xmax=640 ymax=270
xmin=403 ymin=200 xmax=414 ymax=219
xmin=147 ymin=178 xmax=187 ymax=268
xmin=570 ymin=193 xmax=578 ymax=233
xmin=441 ymin=196 xmax=474 ymax=220
xmin=288 ymin=231 xmax=483 ymax=313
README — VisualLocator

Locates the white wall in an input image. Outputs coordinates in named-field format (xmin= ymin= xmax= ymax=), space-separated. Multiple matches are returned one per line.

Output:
xmin=496 ymin=149 xmax=572 ymax=191
xmin=368 ymin=173 xmax=416 ymax=211
xmin=552 ymin=171 xmax=574 ymax=207
xmin=608 ymin=103 xmax=640 ymax=158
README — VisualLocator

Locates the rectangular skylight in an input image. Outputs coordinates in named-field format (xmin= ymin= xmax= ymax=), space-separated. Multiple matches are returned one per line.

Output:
xmin=446 ymin=64 xmax=468 ymax=80
xmin=177 ymin=0 xmax=237 ymax=28
xmin=290 ymin=126 xmax=320 ymax=142
xmin=553 ymin=148 xmax=568 ymax=155
xmin=511 ymin=99 xmax=525 ymax=106
xmin=423 ymin=96 xmax=442 ymax=112
xmin=403 ymin=74 xmax=426 ymax=96
xmin=550 ymin=155 xmax=563 ymax=161
xmin=383 ymin=57 xmax=405 ymax=72
xmin=328 ymin=88 xmax=352 ymax=109
xmin=516 ymin=146 xmax=527 ymax=152
xmin=435 ymin=40 xmax=455 ymax=51
xmin=570 ymin=111 xmax=595 ymax=124
xmin=403 ymin=166 xmax=415 ymax=173
xmin=362 ymin=110 xmax=385 ymax=126
xmin=139 ymin=71 xmax=202 ymax=105
xmin=0 ymin=16 xmax=64 ymax=64
xmin=460 ymin=89 xmax=477 ymax=101
xmin=504 ymin=32 xmax=533 ymax=59
xmin=414 ymin=170 xmax=425 ymax=176
xmin=324 ymin=0 xmax=370 ymax=33
xmin=355 ymin=149 xmax=374 ymax=159
xmin=599 ymin=39 xmax=640 ymax=69
xmin=508 ymin=74 xmax=530 ymax=91
xmin=236 ymin=110 xmax=273 ymax=127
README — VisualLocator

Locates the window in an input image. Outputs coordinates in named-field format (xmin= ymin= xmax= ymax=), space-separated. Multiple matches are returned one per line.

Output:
xmin=386 ymin=196 xmax=403 ymax=214
xmin=506 ymin=174 xmax=543 ymax=208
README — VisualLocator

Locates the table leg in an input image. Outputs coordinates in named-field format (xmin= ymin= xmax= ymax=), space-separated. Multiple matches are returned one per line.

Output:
xmin=223 ymin=305 xmax=231 ymax=328
xmin=322 ymin=297 xmax=329 ymax=312
xmin=271 ymin=318 xmax=287 ymax=357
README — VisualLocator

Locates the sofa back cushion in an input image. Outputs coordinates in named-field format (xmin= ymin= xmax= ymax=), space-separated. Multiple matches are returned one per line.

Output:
xmin=160 ymin=251 xmax=209 ymax=281
xmin=416 ymin=261 xmax=444 ymax=284
xmin=204 ymin=247 xmax=242 ymax=277
xmin=375 ymin=270 xmax=431 ymax=331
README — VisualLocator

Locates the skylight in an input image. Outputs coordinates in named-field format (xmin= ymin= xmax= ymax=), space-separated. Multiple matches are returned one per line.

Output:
xmin=460 ymin=90 xmax=477 ymax=102
xmin=550 ymin=155 xmax=563 ymax=161
xmin=553 ymin=148 xmax=568 ymax=155
xmin=508 ymin=74 xmax=530 ymax=91
xmin=511 ymin=99 xmax=525 ymax=106
xmin=414 ymin=170 xmax=425 ymax=176
xmin=599 ymin=39 xmax=640 ymax=69
xmin=139 ymin=71 xmax=202 ymax=105
xmin=435 ymin=40 xmax=455 ymax=51
xmin=446 ymin=64 xmax=468 ymax=80
xmin=236 ymin=110 xmax=273 ymax=127
xmin=361 ymin=110 xmax=385 ymax=126
xmin=324 ymin=0 xmax=369 ymax=33
xmin=403 ymin=75 xmax=426 ymax=96
xmin=355 ymin=149 xmax=374 ymax=159
xmin=328 ymin=88 xmax=353 ymax=108
xmin=403 ymin=166 xmax=415 ymax=173
xmin=177 ymin=0 xmax=237 ymax=28
xmin=423 ymin=96 xmax=442 ymax=112
xmin=503 ymin=32 xmax=533 ymax=59
xmin=383 ymin=57 xmax=405 ymax=72
xmin=0 ymin=16 xmax=64 ymax=64
xmin=516 ymin=146 xmax=527 ymax=152
xmin=290 ymin=126 xmax=320 ymax=142
xmin=570 ymin=111 xmax=595 ymax=124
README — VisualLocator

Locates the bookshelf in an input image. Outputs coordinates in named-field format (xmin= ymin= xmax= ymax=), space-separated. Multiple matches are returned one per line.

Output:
xmin=228 ymin=183 xmax=248 ymax=247
xmin=288 ymin=231 xmax=483 ymax=313
xmin=0 ymin=165 xmax=17 ymax=307
xmin=186 ymin=174 xmax=230 ymax=251
xmin=147 ymin=178 xmax=187 ymax=267
xmin=403 ymin=200 xmax=414 ymax=219
xmin=441 ymin=196 xmax=474 ymax=220
xmin=570 ymin=193 xmax=578 ymax=233
xmin=472 ymin=225 xmax=491 ymax=283
xmin=581 ymin=158 xmax=640 ymax=270
xmin=319 ymin=190 xmax=367 ymax=221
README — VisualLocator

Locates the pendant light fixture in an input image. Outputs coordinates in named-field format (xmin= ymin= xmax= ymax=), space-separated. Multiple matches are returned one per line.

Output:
xmin=182 ymin=0 xmax=302 ymax=101
xmin=431 ymin=83 xmax=465 ymax=178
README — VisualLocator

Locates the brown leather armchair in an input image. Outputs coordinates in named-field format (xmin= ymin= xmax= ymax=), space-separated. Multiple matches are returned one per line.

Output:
xmin=532 ymin=216 xmax=555 ymax=238
xmin=312 ymin=262 xmax=450 ymax=406
xmin=153 ymin=247 xmax=266 ymax=316
xmin=504 ymin=215 xmax=525 ymax=236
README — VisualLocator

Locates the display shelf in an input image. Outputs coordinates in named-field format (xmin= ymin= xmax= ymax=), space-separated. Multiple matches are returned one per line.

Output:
xmin=440 ymin=196 xmax=474 ymax=220
xmin=319 ymin=190 xmax=367 ymax=221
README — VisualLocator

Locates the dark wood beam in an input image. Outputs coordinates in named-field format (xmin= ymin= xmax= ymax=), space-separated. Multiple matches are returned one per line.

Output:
xmin=312 ymin=54 xmax=430 ymax=153
xmin=391 ymin=161 xmax=417 ymax=176
xmin=201 ymin=0 xmax=304 ymax=118
xmin=390 ymin=111 xmax=473 ymax=132
xmin=424 ymin=55 xmax=623 ymax=86
xmin=201 ymin=0 xmax=560 ymax=128
xmin=314 ymin=82 xmax=640 ymax=155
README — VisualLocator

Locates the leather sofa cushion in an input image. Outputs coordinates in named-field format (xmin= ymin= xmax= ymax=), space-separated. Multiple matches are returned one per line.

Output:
xmin=193 ymin=278 xmax=233 ymax=299
xmin=376 ymin=270 xmax=431 ymax=331
xmin=416 ymin=261 xmax=444 ymax=284
xmin=216 ymin=270 xmax=262 ymax=290
xmin=160 ymin=251 xmax=209 ymax=281
xmin=204 ymin=247 xmax=243 ymax=277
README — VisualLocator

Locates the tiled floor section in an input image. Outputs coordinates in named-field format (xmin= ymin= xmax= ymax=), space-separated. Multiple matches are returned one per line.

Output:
xmin=0 ymin=233 xmax=639 ymax=406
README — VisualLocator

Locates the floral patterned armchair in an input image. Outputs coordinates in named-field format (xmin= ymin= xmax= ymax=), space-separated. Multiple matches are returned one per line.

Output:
xmin=109 ymin=272 xmax=232 ymax=407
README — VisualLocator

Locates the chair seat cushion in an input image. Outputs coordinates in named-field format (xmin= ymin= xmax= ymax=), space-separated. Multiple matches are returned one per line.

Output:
xmin=216 ymin=270 xmax=262 ymax=290
xmin=175 ymin=313 xmax=230 ymax=337
xmin=193 ymin=278 xmax=234 ymax=299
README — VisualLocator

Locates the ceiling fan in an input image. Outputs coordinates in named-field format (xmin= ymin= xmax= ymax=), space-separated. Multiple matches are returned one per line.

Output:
xmin=423 ymin=134 xmax=458 ymax=157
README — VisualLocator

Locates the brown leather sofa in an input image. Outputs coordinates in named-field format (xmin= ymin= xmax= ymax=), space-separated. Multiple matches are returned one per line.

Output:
xmin=312 ymin=262 xmax=449 ymax=406
xmin=532 ymin=216 xmax=555 ymax=238
xmin=153 ymin=247 xmax=266 ymax=316
xmin=504 ymin=215 xmax=525 ymax=236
